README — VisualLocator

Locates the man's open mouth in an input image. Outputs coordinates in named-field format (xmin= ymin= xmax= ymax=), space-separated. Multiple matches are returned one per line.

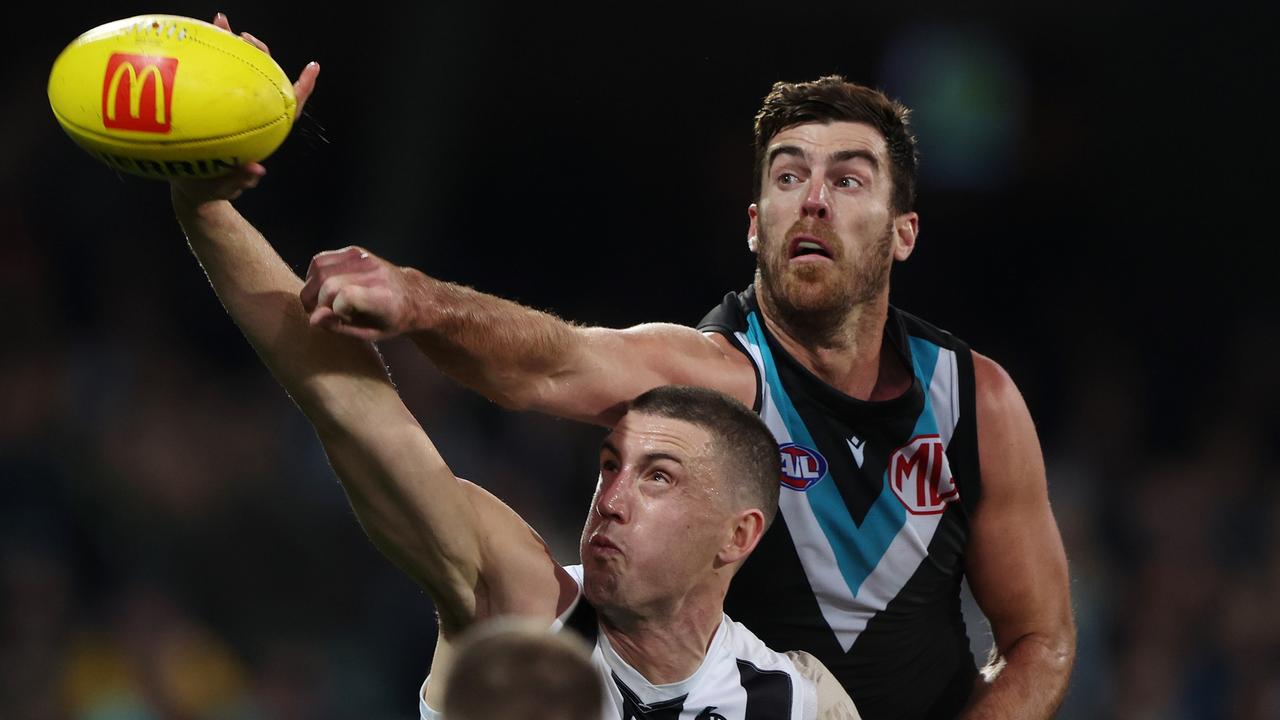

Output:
xmin=789 ymin=235 xmax=832 ymax=259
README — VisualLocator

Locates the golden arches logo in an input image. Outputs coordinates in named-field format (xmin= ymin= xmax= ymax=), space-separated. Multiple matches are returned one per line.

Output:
xmin=101 ymin=54 xmax=178 ymax=133
xmin=107 ymin=63 xmax=164 ymax=123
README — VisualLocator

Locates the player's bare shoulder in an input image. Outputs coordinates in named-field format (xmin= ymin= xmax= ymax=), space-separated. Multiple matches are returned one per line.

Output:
xmin=971 ymin=350 xmax=1023 ymax=410
xmin=785 ymin=651 xmax=863 ymax=720
xmin=969 ymin=350 xmax=1043 ymax=483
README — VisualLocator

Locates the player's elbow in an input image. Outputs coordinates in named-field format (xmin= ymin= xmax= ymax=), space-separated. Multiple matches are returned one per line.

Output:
xmin=987 ymin=613 xmax=1077 ymax=684
xmin=1047 ymin=615 xmax=1078 ymax=672
xmin=1043 ymin=598 xmax=1078 ymax=662
xmin=371 ymin=533 xmax=480 ymax=629
xmin=1022 ymin=621 xmax=1077 ymax=679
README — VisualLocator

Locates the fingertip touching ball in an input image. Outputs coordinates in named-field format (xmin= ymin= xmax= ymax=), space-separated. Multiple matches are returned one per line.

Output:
xmin=48 ymin=15 xmax=297 ymax=179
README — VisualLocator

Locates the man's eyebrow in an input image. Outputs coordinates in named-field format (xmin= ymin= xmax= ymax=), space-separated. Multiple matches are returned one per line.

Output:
xmin=768 ymin=145 xmax=880 ymax=172
xmin=597 ymin=440 xmax=685 ymax=467
xmin=830 ymin=149 xmax=880 ymax=170
xmin=767 ymin=145 xmax=806 ymax=168
xmin=639 ymin=452 xmax=685 ymax=467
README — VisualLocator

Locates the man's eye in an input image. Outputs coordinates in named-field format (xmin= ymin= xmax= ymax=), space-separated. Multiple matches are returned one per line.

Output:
xmin=601 ymin=460 xmax=619 ymax=472
xmin=837 ymin=176 xmax=862 ymax=188
xmin=652 ymin=471 xmax=671 ymax=484
xmin=778 ymin=172 xmax=799 ymax=185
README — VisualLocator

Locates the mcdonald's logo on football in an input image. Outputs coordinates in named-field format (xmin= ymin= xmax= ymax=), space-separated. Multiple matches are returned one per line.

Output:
xmin=101 ymin=53 xmax=178 ymax=133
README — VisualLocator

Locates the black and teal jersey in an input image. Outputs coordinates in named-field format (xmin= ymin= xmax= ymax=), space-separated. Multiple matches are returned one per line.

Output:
xmin=699 ymin=286 xmax=982 ymax=720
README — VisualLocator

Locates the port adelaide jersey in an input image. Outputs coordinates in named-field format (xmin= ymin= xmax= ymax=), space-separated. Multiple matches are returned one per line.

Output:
xmin=698 ymin=287 xmax=982 ymax=720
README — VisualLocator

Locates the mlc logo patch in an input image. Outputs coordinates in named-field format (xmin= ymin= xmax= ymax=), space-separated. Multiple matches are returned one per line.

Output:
xmin=888 ymin=434 xmax=959 ymax=514
xmin=779 ymin=443 xmax=827 ymax=491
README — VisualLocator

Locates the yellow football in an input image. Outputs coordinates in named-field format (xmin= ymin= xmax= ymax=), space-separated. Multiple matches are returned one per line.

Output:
xmin=48 ymin=15 xmax=297 ymax=179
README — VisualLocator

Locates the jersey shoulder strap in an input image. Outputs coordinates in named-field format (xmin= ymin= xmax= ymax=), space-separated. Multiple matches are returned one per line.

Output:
xmin=697 ymin=287 xmax=763 ymax=411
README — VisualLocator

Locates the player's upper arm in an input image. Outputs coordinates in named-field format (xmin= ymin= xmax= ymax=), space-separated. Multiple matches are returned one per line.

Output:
xmin=533 ymin=323 xmax=757 ymax=425
xmin=965 ymin=352 xmax=1075 ymax=659
xmin=315 ymin=393 xmax=565 ymax=634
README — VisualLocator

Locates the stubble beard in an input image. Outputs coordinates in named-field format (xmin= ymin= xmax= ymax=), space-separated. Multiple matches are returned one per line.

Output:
xmin=756 ymin=218 xmax=895 ymax=337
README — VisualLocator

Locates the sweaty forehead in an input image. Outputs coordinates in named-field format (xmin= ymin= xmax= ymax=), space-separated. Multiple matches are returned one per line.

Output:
xmin=605 ymin=413 xmax=715 ymax=464
xmin=767 ymin=121 xmax=889 ymax=164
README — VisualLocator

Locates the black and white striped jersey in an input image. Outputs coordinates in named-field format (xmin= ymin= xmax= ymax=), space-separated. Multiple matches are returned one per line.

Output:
xmin=419 ymin=564 xmax=853 ymax=720
xmin=557 ymin=565 xmax=823 ymax=720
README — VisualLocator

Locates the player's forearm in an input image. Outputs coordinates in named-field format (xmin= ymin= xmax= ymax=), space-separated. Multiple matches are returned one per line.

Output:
xmin=405 ymin=272 xmax=585 ymax=410
xmin=959 ymin=630 xmax=1075 ymax=720
xmin=173 ymin=194 xmax=391 ymax=427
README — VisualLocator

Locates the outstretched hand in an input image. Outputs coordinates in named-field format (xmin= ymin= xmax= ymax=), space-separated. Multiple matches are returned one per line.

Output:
xmin=171 ymin=12 xmax=320 ymax=207
xmin=301 ymin=246 xmax=420 ymax=341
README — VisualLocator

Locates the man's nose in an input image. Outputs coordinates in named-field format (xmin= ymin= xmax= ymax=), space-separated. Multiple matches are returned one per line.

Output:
xmin=594 ymin=475 xmax=630 ymax=522
xmin=801 ymin=180 xmax=830 ymax=220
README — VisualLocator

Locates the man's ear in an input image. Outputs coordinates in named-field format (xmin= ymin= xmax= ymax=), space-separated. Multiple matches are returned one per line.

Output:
xmin=893 ymin=211 xmax=919 ymax=261
xmin=718 ymin=509 xmax=766 ymax=566
xmin=747 ymin=204 xmax=760 ymax=253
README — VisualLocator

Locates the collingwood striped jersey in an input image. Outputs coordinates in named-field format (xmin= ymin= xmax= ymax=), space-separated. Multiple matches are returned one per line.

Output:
xmin=698 ymin=287 xmax=982 ymax=720
xmin=420 ymin=564 xmax=856 ymax=720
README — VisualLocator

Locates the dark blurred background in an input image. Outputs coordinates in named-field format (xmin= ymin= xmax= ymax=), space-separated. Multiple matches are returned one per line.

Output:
xmin=4 ymin=3 xmax=1278 ymax=718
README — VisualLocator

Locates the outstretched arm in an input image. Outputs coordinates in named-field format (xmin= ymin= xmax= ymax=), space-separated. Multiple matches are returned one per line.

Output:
xmin=960 ymin=353 xmax=1076 ymax=719
xmin=174 ymin=180 xmax=500 ymax=629
xmin=170 ymin=16 xmax=564 ymax=634
xmin=298 ymin=247 xmax=757 ymax=425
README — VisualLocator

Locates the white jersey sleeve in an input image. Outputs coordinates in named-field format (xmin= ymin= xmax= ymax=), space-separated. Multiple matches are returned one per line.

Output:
xmin=419 ymin=677 xmax=441 ymax=720
xmin=785 ymin=651 xmax=862 ymax=720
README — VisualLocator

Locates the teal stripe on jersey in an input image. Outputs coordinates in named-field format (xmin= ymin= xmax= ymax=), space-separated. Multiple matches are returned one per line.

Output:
xmin=906 ymin=336 xmax=942 ymax=438
xmin=745 ymin=312 xmax=907 ymax=596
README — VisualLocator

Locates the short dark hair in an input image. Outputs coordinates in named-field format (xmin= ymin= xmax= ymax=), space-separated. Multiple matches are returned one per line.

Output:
xmin=627 ymin=385 xmax=779 ymax=528
xmin=444 ymin=619 xmax=600 ymax=720
xmin=753 ymin=75 xmax=919 ymax=214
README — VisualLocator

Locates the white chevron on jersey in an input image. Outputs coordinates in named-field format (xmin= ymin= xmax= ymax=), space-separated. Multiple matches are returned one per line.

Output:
xmin=735 ymin=330 xmax=961 ymax=652
xmin=848 ymin=345 xmax=958 ymax=630
xmin=734 ymin=330 xmax=865 ymax=651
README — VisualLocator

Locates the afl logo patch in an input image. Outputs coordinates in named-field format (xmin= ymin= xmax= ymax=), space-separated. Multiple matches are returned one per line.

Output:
xmin=779 ymin=443 xmax=827 ymax=491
